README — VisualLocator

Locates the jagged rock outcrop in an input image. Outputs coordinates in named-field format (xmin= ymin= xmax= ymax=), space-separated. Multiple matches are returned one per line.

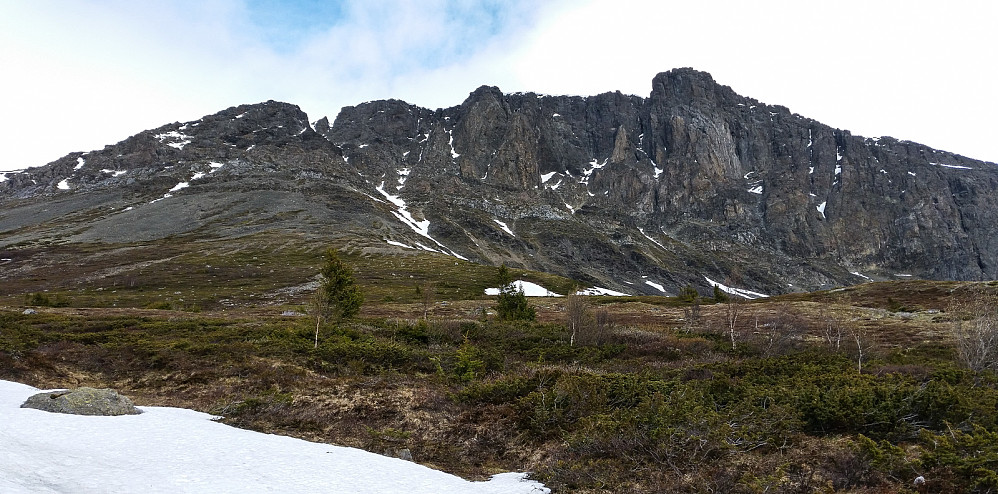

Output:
xmin=21 ymin=387 xmax=141 ymax=416
xmin=2 ymin=69 xmax=996 ymax=295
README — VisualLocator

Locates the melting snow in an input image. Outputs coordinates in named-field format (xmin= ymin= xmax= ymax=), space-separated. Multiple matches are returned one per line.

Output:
xmin=168 ymin=182 xmax=189 ymax=193
xmin=101 ymin=169 xmax=127 ymax=177
xmin=375 ymin=182 xmax=467 ymax=260
xmin=386 ymin=240 xmax=415 ymax=249
xmin=0 ymin=380 xmax=548 ymax=494
xmin=638 ymin=227 xmax=667 ymax=250
xmin=644 ymin=280 xmax=666 ymax=293
xmin=74 ymin=157 xmax=85 ymax=170
xmin=540 ymin=172 xmax=557 ymax=183
xmin=154 ymin=130 xmax=193 ymax=150
xmin=397 ymin=168 xmax=411 ymax=189
xmin=57 ymin=179 xmax=70 ymax=190
xmin=493 ymin=219 xmax=515 ymax=236
xmin=575 ymin=287 xmax=630 ymax=296
xmin=448 ymin=131 xmax=460 ymax=159
xmin=748 ymin=185 xmax=763 ymax=195
xmin=851 ymin=271 xmax=873 ymax=281
xmin=930 ymin=162 xmax=973 ymax=170
xmin=816 ymin=201 xmax=827 ymax=219
xmin=485 ymin=280 xmax=562 ymax=297
xmin=907 ymin=171 xmax=916 ymax=177
xmin=552 ymin=113 xmax=561 ymax=117
xmin=704 ymin=276 xmax=769 ymax=300
xmin=580 ymin=158 xmax=607 ymax=185
xmin=834 ymin=164 xmax=842 ymax=175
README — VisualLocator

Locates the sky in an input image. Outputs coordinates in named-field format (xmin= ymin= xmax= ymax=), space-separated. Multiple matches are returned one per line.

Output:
xmin=1 ymin=0 xmax=995 ymax=172
xmin=0 ymin=379 xmax=549 ymax=493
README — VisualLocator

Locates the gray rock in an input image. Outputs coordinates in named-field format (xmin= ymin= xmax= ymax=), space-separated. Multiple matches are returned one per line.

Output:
xmin=22 ymin=308 xmax=36 ymax=315
xmin=21 ymin=387 xmax=141 ymax=416
xmin=2 ymin=69 xmax=996 ymax=295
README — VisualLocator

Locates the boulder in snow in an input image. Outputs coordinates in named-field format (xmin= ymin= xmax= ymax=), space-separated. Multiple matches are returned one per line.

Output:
xmin=21 ymin=387 xmax=141 ymax=416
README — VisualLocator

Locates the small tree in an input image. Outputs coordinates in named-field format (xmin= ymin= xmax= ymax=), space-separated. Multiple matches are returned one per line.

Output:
xmin=566 ymin=291 xmax=589 ymax=347
xmin=420 ymin=281 xmax=436 ymax=321
xmin=494 ymin=264 xmax=535 ymax=321
xmin=679 ymin=285 xmax=702 ymax=332
xmin=953 ymin=287 xmax=998 ymax=384
xmin=310 ymin=249 xmax=363 ymax=348
xmin=725 ymin=297 xmax=740 ymax=350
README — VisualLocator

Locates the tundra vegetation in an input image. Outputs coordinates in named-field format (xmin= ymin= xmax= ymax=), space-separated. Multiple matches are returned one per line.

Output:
xmin=2 ymin=245 xmax=998 ymax=493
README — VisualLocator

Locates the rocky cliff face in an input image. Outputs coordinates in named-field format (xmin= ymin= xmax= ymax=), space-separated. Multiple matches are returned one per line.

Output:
xmin=2 ymin=69 xmax=996 ymax=296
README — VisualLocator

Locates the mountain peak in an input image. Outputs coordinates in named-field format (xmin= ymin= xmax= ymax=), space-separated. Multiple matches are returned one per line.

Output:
xmin=3 ymin=69 xmax=997 ymax=294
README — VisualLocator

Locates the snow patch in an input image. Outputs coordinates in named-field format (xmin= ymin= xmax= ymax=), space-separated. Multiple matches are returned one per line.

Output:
xmin=851 ymin=271 xmax=873 ymax=281
xmin=154 ymin=130 xmax=193 ymax=150
xmin=57 ymin=179 xmax=70 ymax=190
xmin=580 ymin=158 xmax=607 ymax=185
xmin=644 ymin=280 xmax=666 ymax=293
xmin=575 ymin=287 xmax=630 ymax=296
xmin=168 ymin=182 xmax=189 ymax=192
xmin=485 ymin=280 xmax=562 ymax=297
xmin=375 ymin=182 xmax=467 ymax=261
xmin=0 ymin=380 xmax=549 ymax=494
xmin=704 ymin=276 xmax=769 ymax=300
xmin=638 ymin=227 xmax=667 ymax=250
xmin=386 ymin=240 xmax=415 ymax=249
xmin=74 ymin=157 xmax=85 ymax=170
xmin=748 ymin=185 xmax=763 ymax=195
xmin=493 ymin=219 xmax=515 ymax=236
xmin=448 ymin=131 xmax=460 ymax=159
xmin=816 ymin=201 xmax=827 ymax=218
xmin=930 ymin=162 xmax=973 ymax=170
xmin=540 ymin=171 xmax=557 ymax=183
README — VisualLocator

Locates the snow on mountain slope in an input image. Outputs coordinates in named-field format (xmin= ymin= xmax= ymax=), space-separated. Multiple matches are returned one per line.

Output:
xmin=0 ymin=380 xmax=548 ymax=494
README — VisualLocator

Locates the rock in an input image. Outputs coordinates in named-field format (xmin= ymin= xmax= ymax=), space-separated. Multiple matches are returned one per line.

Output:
xmin=21 ymin=387 xmax=141 ymax=416
xmin=2 ymin=69 xmax=997 ymax=295
xmin=22 ymin=309 xmax=36 ymax=315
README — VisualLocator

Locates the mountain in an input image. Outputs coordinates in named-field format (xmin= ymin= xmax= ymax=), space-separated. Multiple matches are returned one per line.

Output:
xmin=2 ymin=68 xmax=996 ymax=296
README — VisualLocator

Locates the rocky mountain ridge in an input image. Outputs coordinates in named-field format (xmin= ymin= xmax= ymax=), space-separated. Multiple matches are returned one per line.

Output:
xmin=2 ymin=68 xmax=996 ymax=296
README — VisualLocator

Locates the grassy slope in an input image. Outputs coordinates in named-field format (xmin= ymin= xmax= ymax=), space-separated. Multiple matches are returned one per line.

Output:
xmin=2 ymin=237 xmax=998 ymax=492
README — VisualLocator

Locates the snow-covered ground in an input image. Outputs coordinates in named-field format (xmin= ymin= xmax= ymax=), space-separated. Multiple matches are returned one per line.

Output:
xmin=0 ymin=380 xmax=548 ymax=494
xmin=484 ymin=280 xmax=562 ymax=297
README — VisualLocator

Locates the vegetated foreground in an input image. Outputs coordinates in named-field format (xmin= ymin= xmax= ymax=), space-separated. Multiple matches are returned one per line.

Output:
xmin=3 ymin=248 xmax=998 ymax=493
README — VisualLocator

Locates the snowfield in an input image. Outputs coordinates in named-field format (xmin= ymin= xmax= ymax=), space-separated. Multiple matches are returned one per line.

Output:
xmin=0 ymin=380 xmax=548 ymax=494
xmin=485 ymin=280 xmax=562 ymax=297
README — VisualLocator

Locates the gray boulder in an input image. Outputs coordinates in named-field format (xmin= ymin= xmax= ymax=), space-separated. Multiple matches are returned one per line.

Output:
xmin=21 ymin=387 xmax=141 ymax=416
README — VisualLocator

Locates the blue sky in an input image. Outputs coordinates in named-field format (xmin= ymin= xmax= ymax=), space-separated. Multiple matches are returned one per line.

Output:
xmin=1 ymin=0 xmax=996 ymax=170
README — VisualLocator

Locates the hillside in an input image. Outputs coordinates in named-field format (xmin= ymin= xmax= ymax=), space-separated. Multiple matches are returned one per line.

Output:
xmin=3 ymin=69 xmax=998 ymax=493
xmin=2 ymin=69 xmax=996 ymax=300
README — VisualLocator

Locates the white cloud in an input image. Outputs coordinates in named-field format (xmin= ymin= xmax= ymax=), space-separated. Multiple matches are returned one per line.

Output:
xmin=1 ymin=0 xmax=995 ymax=172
